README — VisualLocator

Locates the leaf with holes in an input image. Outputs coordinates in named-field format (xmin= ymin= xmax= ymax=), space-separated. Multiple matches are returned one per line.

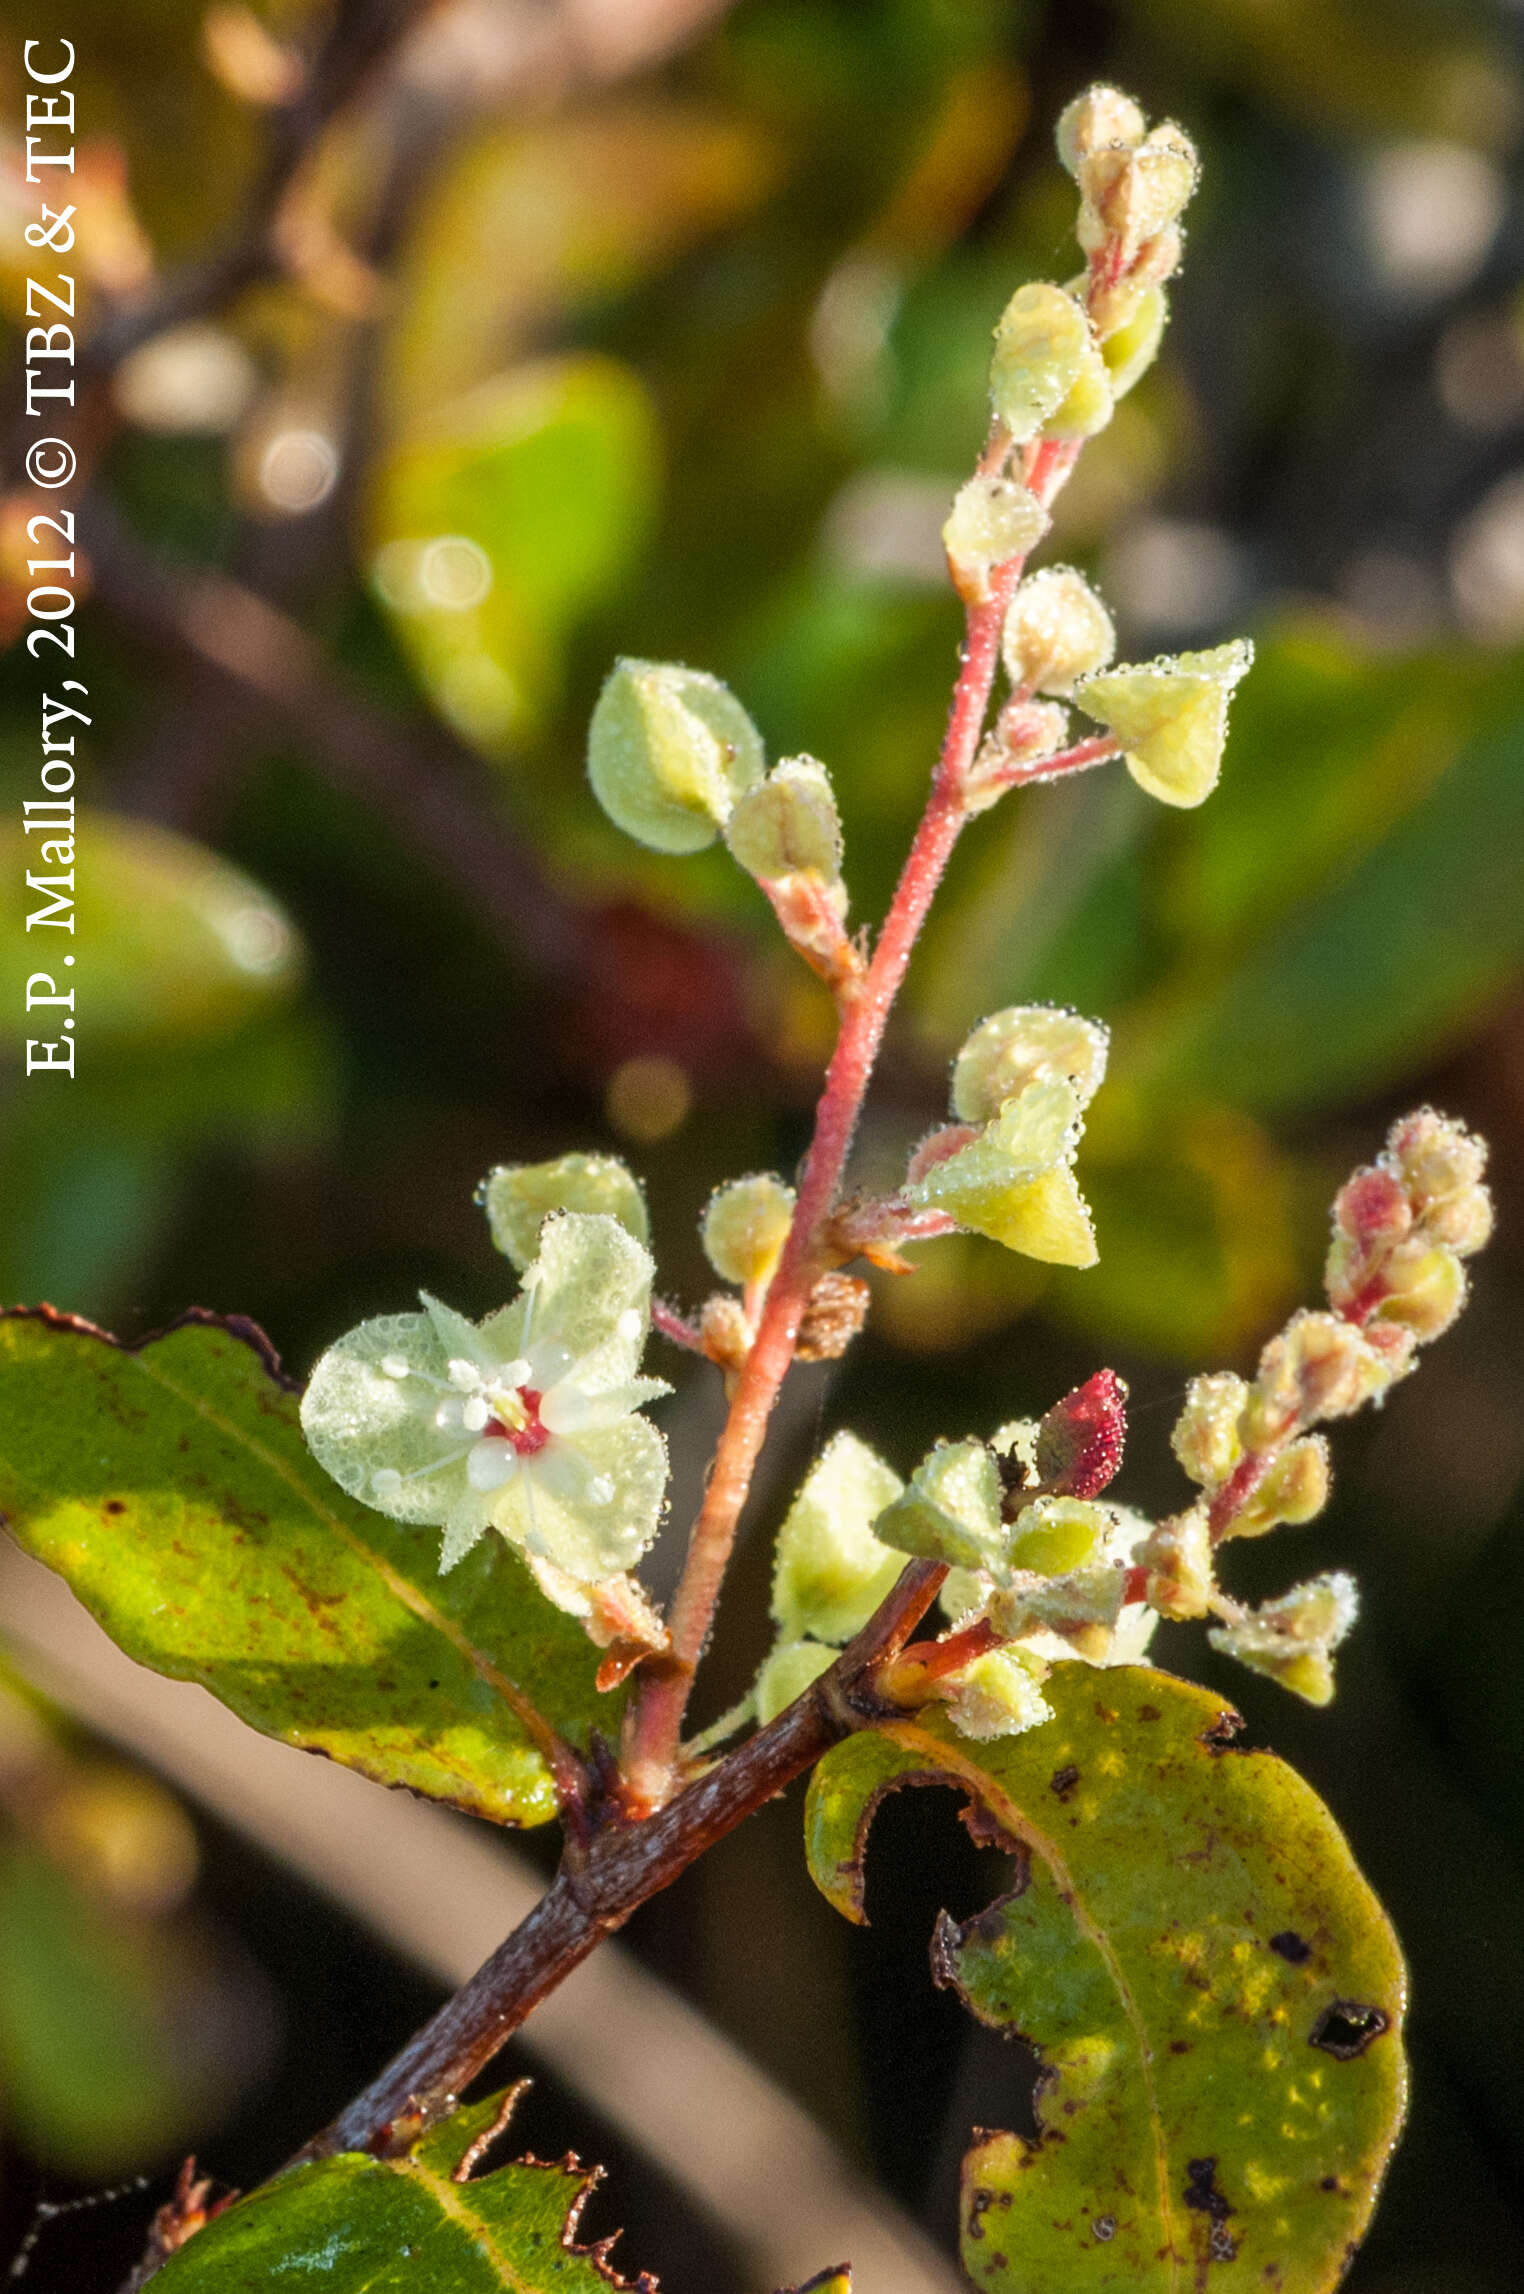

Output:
xmin=0 ymin=1310 xmax=617 ymax=1826
xmin=805 ymin=1667 xmax=1405 ymax=2294
xmin=150 ymin=2084 xmax=651 ymax=2290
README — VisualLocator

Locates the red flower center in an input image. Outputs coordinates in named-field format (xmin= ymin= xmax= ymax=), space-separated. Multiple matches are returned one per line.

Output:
xmin=484 ymin=1388 xmax=550 ymax=1457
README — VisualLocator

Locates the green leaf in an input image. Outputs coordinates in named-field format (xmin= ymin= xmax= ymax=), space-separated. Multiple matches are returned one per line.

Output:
xmin=805 ymin=1667 xmax=1405 ymax=2293
xmin=151 ymin=2085 xmax=651 ymax=2291
xmin=0 ymin=1311 xmax=617 ymax=1826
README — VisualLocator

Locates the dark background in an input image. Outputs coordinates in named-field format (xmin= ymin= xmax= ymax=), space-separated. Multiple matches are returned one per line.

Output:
xmin=2 ymin=0 xmax=1523 ymax=2287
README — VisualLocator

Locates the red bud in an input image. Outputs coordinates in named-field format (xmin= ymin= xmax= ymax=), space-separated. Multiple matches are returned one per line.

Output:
xmin=1035 ymin=1368 xmax=1128 ymax=1498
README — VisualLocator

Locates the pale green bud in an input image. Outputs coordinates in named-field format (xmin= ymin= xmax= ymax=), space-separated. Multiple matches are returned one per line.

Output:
xmin=1101 ymin=283 xmax=1167 ymax=398
xmin=1387 ymin=1108 xmax=1488 ymax=1209
xmin=874 ymin=1438 xmax=1006 ymax=1575
xmin=1372 ymin=1243 xmax=1467 ymax=1343
xmin=1171 ymin=1371 xmax=1247 ymax=1490
xmin=1207 ymin=1571 xmax=1358 ymax=1707
xmin=1007 ymin=1495 xmax=1108 ymax=1576
xmin=725 ymin=755 xmax=843 ymax=884
xmin=1229 ymin=1435 xmax=1331 ymax=1537
xmin=1137 ymin=1506 xmax=1214 ymax=1621
xmin=703 ymin=1173 xmax=796 ymax=1287
xmin=1075 ymin=639 xmax=1253 ymax=808
xmin=1423 ymin=1184 xmax=1493 ymax=1256
xmin=943 ymin=474 xmax=1048 ymax=605
xmin=587 ymin=657 xmax=765 ymax=854
xmin=1001 ymin=567 xmax=1115 ymax=698
xmin=964 ymin=701 xmax=1070 ymax=813
xmin=754 ymin=1639 xmax=836 ymax=1726
xmin=988 ymin=284 xmax=1095 ymax=443
xmin=770 ymin=1430 xmax=905 ymax=1646
xmin=478 ymin=1152 xmax=648 ymax=1272
xmin=1242 ymin=1309 xmax=1390 ymax=1446
xmin=1043 ymin=337 xmax=1114 ymax=441
xmin=946 ymin=1645 xmax=1051 ymax=1742
xmin=1055 ymin=84 xmax=1145 ymax=178
xmin=986 ymin=1564 xmax=1128 ymax=1654
xmin=1077 ymin=124 xmax=1199 ymax=265
xmin=952 ymin=1006 xmax=1109 ymax=1122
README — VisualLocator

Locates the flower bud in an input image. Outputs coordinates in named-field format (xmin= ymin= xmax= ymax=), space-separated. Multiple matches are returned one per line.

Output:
xmin=1228 ymin=1435 xmax=1331 ymax=1538
xmin=1007 ymin=1495 xmax=1108 ymax=1576
xmin=987 ymin=1564 xmax=1127 ymax=1649
xmin=1334 ymin=1166 xmax=1412 ymax=1245
xmin=1131 ymin=225 xmax=1184 ymax=288
xmin=988 ymin=284 xmax=1096 ymax=443
xmin=952 ymin=1005 xmax=1110 ymax=1122
xmin=1137 ymin=1506 xmax=1213 ymax=1620
xmin=1034 ymin=1369 xmax=1127 ymax=1498
xmin=754 ymin=1639 xmax=836 ymax=1726
xmin=1055 ymin=84 xmax=1145 ymax=178
xmin=1075 ymin=639 xmax=1253 ymax=808
xmin=1242 ymin=1310 xmax=1389 ymax=1446
xmin=943 ymin=474 xmax=1048 ymax=605
xmin=1001 ymin=567 xmax=1116 ymax=697
xmin=1043 ymin=337 xmax=1114 ymax=440
xmin=1171 ymin=1371 xmax=1247 ymax=1491
xmin=703 ymin=1173 xmax=796 ymax=1287
xmin=874 ymin=1438 xmax=1006 ymax=1575
xmin=1422 ymin=1184 xmax=1493 ymax=1255
xmin=1372 ymin=1243 xmax=1467 ymax=1343
xmin=588 ymin=657 xmax=765 ymax=853
xmin=1101 ymin=283 xmax=1167 ymax=398
xmin=1387 ymin=1108 xmax=1488 ymax=1208
xmin=945 ymin=1645 xmax=1051 ymax=1742
xmin=1078 ymin=125 xmax=1198 ymax=266
xmin=771 ymin=1430 xmax=905 ymax=1645
xmin=725 ymin=755 xmax=843 ymax=884
xmin=1207 ymin=1572 xmax=1358 ymax=1707
xmin=478 ymin=1152 xmax=648 ymax=1271
xmin=796 ymin=1269 xmax=872 ymax=1362
xmin=699 ymin=1292 xmax=752 ymax=1374
xmin=964 ymin=702 xmax=1070 ymax=813
xmin=907 ymin=1080 xmax=1098 ymax=1267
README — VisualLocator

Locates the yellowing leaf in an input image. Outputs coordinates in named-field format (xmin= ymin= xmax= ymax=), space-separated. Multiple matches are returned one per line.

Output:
xmin=805 ymin=1668 xmax=1406 ymax=2294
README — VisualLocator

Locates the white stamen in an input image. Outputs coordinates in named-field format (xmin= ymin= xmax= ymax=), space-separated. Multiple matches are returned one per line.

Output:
xmin=615 ymin=1309 xmax=643 ymax=1343
xmin=500 ymin=1357 xmax=532 ymax=1388
xmin=461 ymin=1395 xmax=490 ymax=1432
xmin=587 ymin=1475 xmax=616 ymax=1506
xmin=380 ymin=1354 xmax=410 ymax=1380
xmin=371 ymin=1468 xmax=402 ymax=1498
xmin=447 ymin=1357 xmax=482 ymax=1392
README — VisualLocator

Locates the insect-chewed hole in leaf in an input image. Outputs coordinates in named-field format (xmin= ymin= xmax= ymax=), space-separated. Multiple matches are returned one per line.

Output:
xmin=1309 ymin=1999 xmax=1391 ymax=2059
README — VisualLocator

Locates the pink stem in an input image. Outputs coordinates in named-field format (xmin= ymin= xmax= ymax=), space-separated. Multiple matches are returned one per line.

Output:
xmin=651 ymin=1298 xmax=705 ymax=1354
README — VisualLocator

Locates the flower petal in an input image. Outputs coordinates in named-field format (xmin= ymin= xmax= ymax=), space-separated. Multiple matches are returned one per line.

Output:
xmin=519 ymin=1212 xmax=655 ymax=1371
xmin=300 ymin=1311 xmax=471 ymax=1525
xmin=538 ymin=1376 xmax=671 ymax=1436
xmin=492 ymin=1418 xmax=668 ymax=1582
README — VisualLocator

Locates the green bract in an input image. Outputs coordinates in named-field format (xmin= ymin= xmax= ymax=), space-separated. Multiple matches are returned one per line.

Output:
xmin=300 ymin=1212 xmax=671 ymax=1596
xmin=587 ymin=656 xmax=766 ymax=853
xmin=988 ymin=283 xmax=1096 ymax=442
xmin=702 ymin=1172 xmax=797 ymax=1287
xmin=477 ymin=1151 xmax=648 ymax=1271
xmin=770 ymin=1430 xmax=906 ymax=1645
xmin=906 ymin=1078 xmax=1098 ymax=1267
xmin=1208 ymin=1571 xmax=1359 ymax=1706
xmin=1076 ymin=638 xmax=1254 ymax=807
xmin=873 ymin=1437 xmax=1006 ymax=1575
xmin=1102 ymin=281 xmax=1168 ymax=397
xmin=724 ymin=755 xmax=844 ymax=883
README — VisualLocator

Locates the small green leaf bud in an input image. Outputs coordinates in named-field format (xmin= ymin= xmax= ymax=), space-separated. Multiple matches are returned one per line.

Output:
xmin=478 ymin=1152 xmax=649 ymax=1271
xmin=952 ymin=1006 xmax=1110 ymax=1122
xmin=943 ymin=474 xmax=1048 ymax=605
xmin=1007 ymin=1495 xmax=1107 ymax=1576
xmin=587 ymin=657 xmax=766 ymax=854
xmin=771 ymin=1430 xmax=906 ymax=1646
xmin=1101 ymin=284 xmax=1167 ymax=398
xmin=702 ymin=1173 xmax=797 ymax=1287
xmin=754 ymin=1639 xmax=836 ymax=1727
xmin=1001 ymin=567 xmax=1116 ymax=697
xmin=946 ymin=1645 xmax=1051 ymax=1742
xmin=1371 ymin=1243 xmax=1467 ymax=1342
xmin=1229 ymin=1435 xmax=1332 ymax=1538
xmin=906 ymin=1079 xmax=1098 ymax=1267
xmin=1074 ymin=639 xmax=1253 ymax=808
xmin=1171 ymin=1370 xmax=1247 ymax=1490
xmin=988 ymin=283 xmax=1096 ymax=443
xmin=1054 ymin=85 xmax=1145 ymax=178
xmin=1137 ymin=1506 xmax=1214 ymax=1620
xmin=725 ymin=756 xmax=843 ymax=884
xmin=874 ymin=1438 xmax=1007 ymax=1575
xmin=1077 ymin=124 xmax=1199 ymax=266
xmin=1207 ymin=1572 xmax=1358 ymax=1708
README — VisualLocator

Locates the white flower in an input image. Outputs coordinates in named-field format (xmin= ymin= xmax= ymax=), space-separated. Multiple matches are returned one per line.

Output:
xmin=300 ymin=1213 xmax=671 ymax=1599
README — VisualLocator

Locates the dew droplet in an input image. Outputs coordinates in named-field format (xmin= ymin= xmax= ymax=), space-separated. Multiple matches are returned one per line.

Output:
xmin=615 ymin=1309 xmax=643 ymax=1343
xmin=587 ymin=1475 xmax=616 ymax=1507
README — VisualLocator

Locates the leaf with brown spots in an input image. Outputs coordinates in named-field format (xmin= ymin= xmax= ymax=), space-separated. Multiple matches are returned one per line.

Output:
xmin=0 ymin=1310 xmax=616 ymax=1825
xmin=150 ymin=2083 xmax=654 ymax=2290
xmin=804 ymin=1667 xmax=1405 ymax=2294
